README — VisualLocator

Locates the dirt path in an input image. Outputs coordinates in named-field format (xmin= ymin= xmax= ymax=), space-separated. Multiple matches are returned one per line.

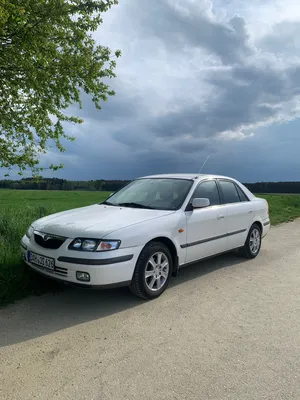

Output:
xmin=1 ymin=220 xmax=300 ymax=400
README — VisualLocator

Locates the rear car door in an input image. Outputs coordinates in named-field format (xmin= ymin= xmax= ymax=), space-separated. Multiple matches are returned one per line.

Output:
xmin=184 ymin=179 xmax=227 ymax=264
xmin=217 ymin=179 xmax=253 ymax=250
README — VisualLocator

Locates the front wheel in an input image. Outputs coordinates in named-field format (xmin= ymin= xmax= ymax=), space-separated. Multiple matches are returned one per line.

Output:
xmin=240 ymin=223 xmax=262 ymax=259
xmin=130 ymin=242 xmax=172 ymax=299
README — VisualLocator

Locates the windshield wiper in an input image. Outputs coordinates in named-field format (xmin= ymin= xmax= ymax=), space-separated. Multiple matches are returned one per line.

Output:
xmin=118 ymin=202 xmax=154 ymax=209
xmin=101 ymin=200 xmax=119 ymax=206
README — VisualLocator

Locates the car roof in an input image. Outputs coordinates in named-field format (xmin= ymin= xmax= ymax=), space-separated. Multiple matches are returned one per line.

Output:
xmin=137 ymin=173 xmax=234 ymax=181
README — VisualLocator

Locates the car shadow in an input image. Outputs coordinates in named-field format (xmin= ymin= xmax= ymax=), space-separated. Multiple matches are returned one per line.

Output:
xmin=0 ymin=251 xmax=248 ymax=347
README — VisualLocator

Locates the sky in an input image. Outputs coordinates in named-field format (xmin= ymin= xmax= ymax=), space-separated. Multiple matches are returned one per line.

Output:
xmin=24 ymin=0 xmax=300 ymax=182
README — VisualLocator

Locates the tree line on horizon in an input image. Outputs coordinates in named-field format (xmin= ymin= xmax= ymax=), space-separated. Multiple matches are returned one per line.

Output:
xmin=0 ymin=177 xmax=300 ymax=194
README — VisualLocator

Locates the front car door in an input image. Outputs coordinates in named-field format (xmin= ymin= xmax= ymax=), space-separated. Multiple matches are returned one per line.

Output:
xmin=216 ymin=179 xmax=254 ymax=250
xmin=184 ymin=179 xmax=228 ymax=264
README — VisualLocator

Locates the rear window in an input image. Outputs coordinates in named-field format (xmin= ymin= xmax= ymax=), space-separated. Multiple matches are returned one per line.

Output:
xmin=235 ymin=184 xmax=249 ymax=202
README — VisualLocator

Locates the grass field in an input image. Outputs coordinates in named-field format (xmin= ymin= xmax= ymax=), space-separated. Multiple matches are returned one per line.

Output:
xmin=1 ymin=189 xmax=300 ymax=306
xmin=256 ymin=194 xmax=300 ymax=225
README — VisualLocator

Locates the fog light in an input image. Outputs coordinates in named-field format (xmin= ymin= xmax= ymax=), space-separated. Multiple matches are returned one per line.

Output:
xmin=76 ymin=271 xmax=90 ymax=282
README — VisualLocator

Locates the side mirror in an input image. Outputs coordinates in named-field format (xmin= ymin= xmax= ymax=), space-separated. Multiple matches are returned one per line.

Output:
xmin=192 ymin=197 xmax=210 ymax=209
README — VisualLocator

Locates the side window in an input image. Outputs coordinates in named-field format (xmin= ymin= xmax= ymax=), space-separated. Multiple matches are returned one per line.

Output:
xmin=192 ymin=180 xmax=220 ymax=206
xmin=218 ymin=180 xmax=240 ymax=204
xmin=235 ymin=184 xmax=249 ymax=202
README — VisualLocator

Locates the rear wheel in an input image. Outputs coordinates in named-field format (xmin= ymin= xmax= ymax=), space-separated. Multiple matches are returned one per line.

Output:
xmin=240 ymin=223 xmax=262 ymax=259
xmin=130 ymin=242 xmax=172 ymax=299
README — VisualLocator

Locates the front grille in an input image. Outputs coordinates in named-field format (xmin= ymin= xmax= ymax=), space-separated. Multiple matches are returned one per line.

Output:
xmin=54 ymin=266 xmax=68 ymax=276
xmin=33 ymin=264 xmax=68 ymax=277
xmin=34 ymin=232 xmax=66 ymax=250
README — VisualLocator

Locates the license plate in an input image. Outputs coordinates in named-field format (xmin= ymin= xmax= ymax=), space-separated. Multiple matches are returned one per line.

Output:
xmin=27 ymin=251 xmax=55 ymax=270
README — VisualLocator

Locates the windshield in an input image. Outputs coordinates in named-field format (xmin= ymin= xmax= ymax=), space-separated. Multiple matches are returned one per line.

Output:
xmin=102 ymin=178 xmax=193 ymax=210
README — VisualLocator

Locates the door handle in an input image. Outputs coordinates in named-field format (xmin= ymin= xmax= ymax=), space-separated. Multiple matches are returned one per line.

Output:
xmin=217 ymin=214 xmax=225 ymax=220
xmin=248 ymin=210 xmax=253 ymax=214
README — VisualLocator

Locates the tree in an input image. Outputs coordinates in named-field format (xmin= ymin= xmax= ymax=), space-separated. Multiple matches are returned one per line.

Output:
xmin=0 ymin=0 xmax=121 ymax=175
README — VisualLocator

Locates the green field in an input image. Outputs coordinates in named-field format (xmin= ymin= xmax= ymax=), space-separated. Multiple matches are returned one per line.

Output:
xmin=256 ymin=194 xmax=300 ymax=225
xmin=1 ymin=189 xmax=300 ymax=306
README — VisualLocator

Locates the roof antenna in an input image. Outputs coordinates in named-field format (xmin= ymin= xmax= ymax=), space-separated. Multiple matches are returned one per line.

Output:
xmin=198 ymin=155 xmax=210 ymax=173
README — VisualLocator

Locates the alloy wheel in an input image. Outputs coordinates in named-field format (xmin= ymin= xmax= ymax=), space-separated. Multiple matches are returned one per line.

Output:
xmin=144 ymin=252 xmax=169 ymax=291
xmin=249 ymin=228 xmax=261 ymax=255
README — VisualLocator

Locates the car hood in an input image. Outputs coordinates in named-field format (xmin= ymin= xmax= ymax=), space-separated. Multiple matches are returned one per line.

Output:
xmin=32 ymin=204 xmax=175 ymax=238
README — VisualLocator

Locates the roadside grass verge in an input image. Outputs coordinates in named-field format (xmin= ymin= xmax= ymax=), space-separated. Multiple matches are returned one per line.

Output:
xmin=257 ymin=194 xmax=300 ymax=225
xmin=0 ymin=205 xmax=65 ymax=306
xmin=1 ymin=190 xmax=300 ymax=306
xmin=0 ymin=190 xmax=109 ymax=306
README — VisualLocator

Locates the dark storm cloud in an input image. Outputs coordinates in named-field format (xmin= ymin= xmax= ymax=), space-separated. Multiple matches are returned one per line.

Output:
xmin=114 ymin=60 xmax=300 ymax=151
xmin=111 ymin=128 xmax=151 ymax=148
xmin=43 ymin=0 xmax=300 ymax=181
xmin=130 ymin=1 xmax=253 ymax=64
xmin=95 ymin=0 xmax=300 ymax=155
xmin=72 ymin=89 xmax=144 ymax=122
xmin=171 ymin=137 xmax=212 ymax=154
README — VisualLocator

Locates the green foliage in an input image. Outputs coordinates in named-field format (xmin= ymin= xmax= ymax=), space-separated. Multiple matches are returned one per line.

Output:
xmin=0 ymin=176 xmax=130 ymax=190
xmin=0 ymin=204 xmax=65 ymax=305
xmin=245 ymin=181 xmax=300 ymax=194
xmin=0 ymin=0 xmax=121 ymax=175
xmin=0 ymin=189 xmax=110 ymax=305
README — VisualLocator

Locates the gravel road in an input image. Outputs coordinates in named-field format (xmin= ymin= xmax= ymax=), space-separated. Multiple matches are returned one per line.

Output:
xmin=1 ymin=220 xmax=300 ymax=400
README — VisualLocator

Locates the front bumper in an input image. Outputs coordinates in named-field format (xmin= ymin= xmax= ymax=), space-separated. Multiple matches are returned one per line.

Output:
xmin=21 ymin=235 xmax=141 ymax=287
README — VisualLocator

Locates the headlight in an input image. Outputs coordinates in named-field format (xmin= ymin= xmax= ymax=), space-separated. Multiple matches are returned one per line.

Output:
xmin=96 ymin=240 xmax=121 ymax=251
xmin=69 ymin=238 xmax=121 ymax=252
xmin=26 ymin=226 xmax=34 ymax=239
xmin=82 ymin=240 xmax=98 ymax=251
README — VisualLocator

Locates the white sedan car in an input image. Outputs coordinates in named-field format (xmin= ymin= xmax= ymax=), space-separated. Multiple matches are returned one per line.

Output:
xmin=21 ymin=174 xmax=270 ymax=299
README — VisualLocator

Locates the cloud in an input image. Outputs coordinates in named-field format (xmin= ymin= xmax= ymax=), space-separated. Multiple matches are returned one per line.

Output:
xmin=17 ymin=0 xmax=300 ymax=181
xmin=259 ymin=21 xmax=300 ymax=57
xmin=130 ymin=1 xmax=254 ymax=65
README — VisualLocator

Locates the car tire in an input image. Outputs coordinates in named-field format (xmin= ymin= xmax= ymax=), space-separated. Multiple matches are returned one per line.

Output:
xmin=130 ymin=241 xmax=172 ymax=299
xmin=240 ymin=223 xmax=262 ymax=259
